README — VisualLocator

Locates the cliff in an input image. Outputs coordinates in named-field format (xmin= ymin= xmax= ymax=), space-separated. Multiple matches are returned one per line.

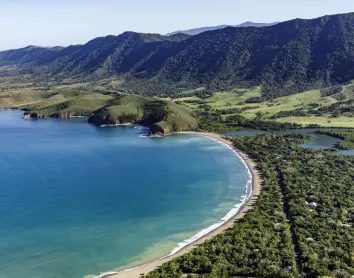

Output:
xmin=24 ymin=112 xmax=80 ymax=119
xmin=88 ymin=95 xmax=197 ymax=134
xmin=23 ymin=93 xmax=198 ymax=134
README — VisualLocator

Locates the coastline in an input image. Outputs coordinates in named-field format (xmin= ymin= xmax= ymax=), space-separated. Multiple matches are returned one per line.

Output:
xmin=100 ymin=123 xmax=135 ymax=127
xmin=91 ymin=131 xmax=262 ymax=278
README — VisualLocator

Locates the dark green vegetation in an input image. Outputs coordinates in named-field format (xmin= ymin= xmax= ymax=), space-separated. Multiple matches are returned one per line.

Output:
xmin=321 ymin=87 xmax=343 ymax=98
xmin=147 ymin=134 xmax=354 ymax=278
xmin=225 ymin=115 xmax=305 ymax=130
xmin=312 ymin=99 xmax=354 ymax=118
xmin=2 ymin=13 xmax=354 ymax=100
xmin=194 ymin=110 xmax=305 ymax=132
xmin=317 ymin=130 xmax=354 ymax=150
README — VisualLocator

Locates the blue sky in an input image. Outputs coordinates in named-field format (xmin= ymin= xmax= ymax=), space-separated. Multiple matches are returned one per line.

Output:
xmin=1 ymin=0 xmax=354 ymax=50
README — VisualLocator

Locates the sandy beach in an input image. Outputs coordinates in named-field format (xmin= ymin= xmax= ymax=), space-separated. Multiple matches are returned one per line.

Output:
xmin=93 ymin=132 xmax=262 ymax=278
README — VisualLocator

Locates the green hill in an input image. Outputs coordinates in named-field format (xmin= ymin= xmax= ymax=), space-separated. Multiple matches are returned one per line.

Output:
xmin=87 ymin=95 xmax=197 ymax=134
xmin=24 ymin=93 xmax=113 ymax=118
xmin=21 ymin=91 xmax=197 ymax=134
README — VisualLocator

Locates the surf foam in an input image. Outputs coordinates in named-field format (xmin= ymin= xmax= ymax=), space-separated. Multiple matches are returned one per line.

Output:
xmin=94 ymin=134 xmax=254 ymax=278
xmin=166 ymin=137 xmax=253 ymax=256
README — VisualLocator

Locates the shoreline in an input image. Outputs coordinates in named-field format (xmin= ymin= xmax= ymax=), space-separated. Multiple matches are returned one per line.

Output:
xmin=92 ymin=131 xmax=262 ymax=278
xmin=100 ymin=123 xmax=135 ymax=127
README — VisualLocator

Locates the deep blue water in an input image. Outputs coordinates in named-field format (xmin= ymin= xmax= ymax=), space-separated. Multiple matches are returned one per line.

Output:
xmin=0 ymin=110 xmax=249 ymax=278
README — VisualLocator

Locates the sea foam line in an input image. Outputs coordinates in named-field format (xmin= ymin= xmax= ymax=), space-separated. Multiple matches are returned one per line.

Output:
xmin=94 ymin=135 xmax=253 ymax=278
xmin=166 ymin=137 xmax=253 ymax=257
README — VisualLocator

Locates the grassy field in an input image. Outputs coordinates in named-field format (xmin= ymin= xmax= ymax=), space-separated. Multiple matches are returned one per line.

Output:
xmin=276 ymin=116 xmax=354 ymax=127
xmin=100 ymin=94 xmax=148 ymax=119
xmin=0 ymin=76 xmax=198 ymax=133
xmin=29 ymin=94 xmax=114 ymax=116
xmin=172 ymin=82 xmax=354 ymax=127
xmin=0 ymin=77 xmax=123 ymax=111
xmin=89 ymin=94 xmax=198 ymax=133
xmin=156 ymin=102 xmax=197 ymax=132
xmin=1 ymin=75 xmax=354 ymax=128
xmin=170 ymin=87 xmax=261 ymax=110
xmin=206 ymin=87 xmax=261 ymax=108
xmin=239 ymin=89 xmax=338 ymax=118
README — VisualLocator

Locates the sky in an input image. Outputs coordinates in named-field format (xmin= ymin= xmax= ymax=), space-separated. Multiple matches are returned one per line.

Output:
xmin=1 ymin=0 xmax=354 ymax=51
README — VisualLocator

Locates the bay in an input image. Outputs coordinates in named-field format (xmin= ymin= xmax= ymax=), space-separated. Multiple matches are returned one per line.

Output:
xmin=0 ymin=110 xmax=249 ymax=278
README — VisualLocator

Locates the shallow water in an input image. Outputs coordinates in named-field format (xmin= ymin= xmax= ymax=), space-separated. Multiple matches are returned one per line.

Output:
xmin=221 ymin=128 xmax=354 ymax=156
xmin=0 ymin=110 xmax=249 ymax=278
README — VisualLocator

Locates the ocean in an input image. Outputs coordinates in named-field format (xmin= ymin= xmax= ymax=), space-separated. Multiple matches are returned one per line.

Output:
xmin=0 ymin=110 xmax=249 ymax=278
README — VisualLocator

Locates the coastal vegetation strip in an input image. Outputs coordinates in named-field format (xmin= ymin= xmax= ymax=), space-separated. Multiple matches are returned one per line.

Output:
xmin=142 ymin=134 xmax=354 ymax=278
xmin=145 ymin=134 xmax=301 ymax=278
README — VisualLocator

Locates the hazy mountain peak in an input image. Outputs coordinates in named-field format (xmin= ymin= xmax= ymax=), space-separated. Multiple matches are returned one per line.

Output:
xmin=166 ymin=21 xmax=279 ymax=36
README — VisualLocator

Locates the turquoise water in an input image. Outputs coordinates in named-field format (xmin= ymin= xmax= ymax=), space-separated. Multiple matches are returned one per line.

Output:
xmin=0 ymin=110 xmax=249 ymax=278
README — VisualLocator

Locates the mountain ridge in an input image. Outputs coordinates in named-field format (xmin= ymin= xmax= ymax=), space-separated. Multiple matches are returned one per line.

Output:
xmin=166 ymin=21 xmax=280 ymax=36
xmin=1 ymin=12 xmax=354 ymax=99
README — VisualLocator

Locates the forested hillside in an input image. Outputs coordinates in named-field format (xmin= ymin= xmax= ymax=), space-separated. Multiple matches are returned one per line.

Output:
xmin=0 ymin=45 xmax=63 ymax=66
xmin=2 ymin=13 xmax=354 ymax=98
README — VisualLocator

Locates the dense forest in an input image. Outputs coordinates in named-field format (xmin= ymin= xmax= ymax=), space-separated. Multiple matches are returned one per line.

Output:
xmin=146 ymin=134 xmax=354 ymax=278
xmin=224 ymin=115 xmax=307 ymax=130
xmin=2 ymin=13 xmax=354 ymax=99
xmin=194 ymin=111 xmax=307 ymax=132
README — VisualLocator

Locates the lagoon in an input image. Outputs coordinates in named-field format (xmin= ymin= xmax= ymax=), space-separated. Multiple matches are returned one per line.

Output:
xmin=221 ymin=128 xmax=354 ymax=156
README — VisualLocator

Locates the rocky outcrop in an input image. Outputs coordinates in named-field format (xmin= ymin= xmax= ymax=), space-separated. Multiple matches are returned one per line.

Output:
xmin=88 ymin=114 xmax=119 ymax=126
xmin=24 ymin=112 xmax=81 ymax=119
xmin=52 ymin=112 xmax=78 ymax=118
xmin=150 ymin=121 xmax=196 ymax=135
xmin=23 ymin=112 xmax=44 ymax=119
xmin=23 ymin=94 xmax=198 ymax=135
xmin=23 ymin=113 xmax=32 ymax=119
xmin=88 ymin=112 xmax=140 ymax=126
xmin=149 ymin=124 xmax=165 ymax=135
